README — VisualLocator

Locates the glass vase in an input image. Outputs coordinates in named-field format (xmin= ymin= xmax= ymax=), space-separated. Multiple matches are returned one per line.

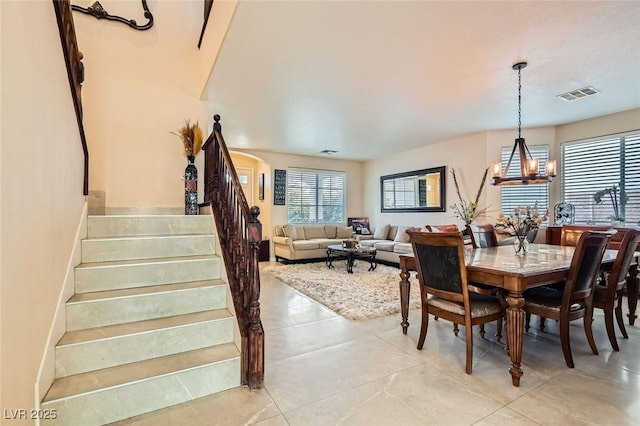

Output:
xmin=513 ymin=235 xmax=529 ymax=255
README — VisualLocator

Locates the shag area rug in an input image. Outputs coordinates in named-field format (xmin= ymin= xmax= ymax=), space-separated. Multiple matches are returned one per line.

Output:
xmin=262 ymin=262 xmax=421 ymax=320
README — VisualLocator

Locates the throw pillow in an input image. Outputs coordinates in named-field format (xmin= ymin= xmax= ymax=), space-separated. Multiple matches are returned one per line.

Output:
xmin=283 ymin=224 xmax=298 ymax=240
xmin=324 ymin=224 xmax=338 ymax=239
xmin=337 ymin=226 xmax=353 ymax=239
xmin=304 ymin=226 xmax=326 ymax=239
xmin=393 ymin=226 xmax=415 ymax=243
xmin=373 ymin=224 xmax=390 ymax=240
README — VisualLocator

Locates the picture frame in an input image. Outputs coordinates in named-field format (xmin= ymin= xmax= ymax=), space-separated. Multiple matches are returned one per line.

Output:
xmin=347 ymin=217 xmax=370 ymax=234
xmin=258 ymin=173 xmax=265 ymax=201
xmin=274 ymin=169 xmax=286 ymax=205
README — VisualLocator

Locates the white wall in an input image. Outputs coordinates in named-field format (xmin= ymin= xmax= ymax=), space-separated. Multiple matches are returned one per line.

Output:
xmin=364 ymin=132 xmax=490 ymax=231
xmin=1 ymin=0 xmax=86 ymax=415
xmin=362 ymin=109 xmax=639 ymax=233
xmin=230 ymin=152 xmax=272 ymax=240
xmin=74 ymin=1 xmax=212 ymax=209
xmin=196 ymin=0 xmax=238 ymax=98
xmin=555 ymin=108 xmax=640 ymax=144
xmin=235 ymin=149 xmax=365 ymax=238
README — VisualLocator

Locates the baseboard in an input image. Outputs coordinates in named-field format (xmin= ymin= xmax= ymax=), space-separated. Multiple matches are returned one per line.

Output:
xmin=35 ymin=201 xmax=88 ymax=411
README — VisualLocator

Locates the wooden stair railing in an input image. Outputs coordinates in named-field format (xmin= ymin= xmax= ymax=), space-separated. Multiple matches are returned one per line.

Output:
xmin=198 ymin=0 xmax=214 ymax=48
xmin=53 ymin=0 xmax=89 ymax=195
xmin=202 ymin=114 xmax=264 ymax=389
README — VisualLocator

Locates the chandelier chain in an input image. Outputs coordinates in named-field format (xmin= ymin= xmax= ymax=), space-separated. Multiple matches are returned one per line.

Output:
xmin=517 ymin=66 xmax=522 ymax=139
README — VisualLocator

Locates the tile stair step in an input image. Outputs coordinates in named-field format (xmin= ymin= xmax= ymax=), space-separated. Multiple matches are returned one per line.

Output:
xmin=66 ymin=280 xmax=227 ymax=331
xmin=74 ymin=255 xmax=220 ymax=293
xmin=81 ymin=234 xmax=215 ymax=263
xmin=56 ymin=310 xmax=234 ymax=377
xmin=41 ymin=344 xmax=241 ymax=425
xmin=87 ymin=214 xmax=212 ymax=238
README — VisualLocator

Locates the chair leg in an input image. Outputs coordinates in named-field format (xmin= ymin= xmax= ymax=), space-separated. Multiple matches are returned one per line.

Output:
xmin=615 ymin=291 xmax=628 ymax=339
xmin=525 ymin=313 xmax=531 ymax=332
xmin=495 ymin=317 xmax=503 ymax=343
xmin=603 ymin=306 xmax=620 ymax=351
xmin=417 ymin=308 xmax=430 ymax=350
xmin=540 ymin=317 xmax=546 ymax=332
xmin=559 ymin=318 xmax=575 ymax=368
xmin=584 ymin=308 xmax=599 ymax=356
xmin=465 ymin=322 xmax=473 ymax=374
xmin=479 ymin=324 xmax=486 ymax=339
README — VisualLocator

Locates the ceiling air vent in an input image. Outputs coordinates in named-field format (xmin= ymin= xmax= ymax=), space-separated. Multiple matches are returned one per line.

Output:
xmin=320 ymin=149 xmax=338 ymax=155
xmin=556 ymin=86 xmax=600 ymax=102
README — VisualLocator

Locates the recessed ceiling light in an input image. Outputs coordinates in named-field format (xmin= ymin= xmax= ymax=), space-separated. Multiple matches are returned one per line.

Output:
xmin=556 ymin=86 xmax=600 ymax=102
xmin=320 ymin=149 xmax=338 ymax=155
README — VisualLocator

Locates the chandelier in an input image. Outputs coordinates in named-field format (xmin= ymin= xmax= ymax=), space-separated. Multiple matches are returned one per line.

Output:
xmin=490 ymin=61 xmax=556 ymax=186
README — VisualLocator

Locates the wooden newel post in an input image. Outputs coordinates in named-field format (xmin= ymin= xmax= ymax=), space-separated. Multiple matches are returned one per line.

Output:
xmin=246 ymin=206 xmax=264 ymax=388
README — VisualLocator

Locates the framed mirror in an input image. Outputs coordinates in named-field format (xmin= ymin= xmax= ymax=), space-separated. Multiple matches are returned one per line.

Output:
xmin=380 ymin=166 xmax=446 ymax=212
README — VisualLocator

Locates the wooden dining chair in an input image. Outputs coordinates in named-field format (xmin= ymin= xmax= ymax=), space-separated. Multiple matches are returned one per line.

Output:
xmin=408 ymin=231 xmax=504 ymax=374
xmin=593 ymin=228 xmax=640 ymax=351
xmin=560 ymin=224 xmax=612 ymax=247
xmin=428 ymin=223 xmax=497 ymax=337
xmin=466 ymin=224 xmax=498 ymax=248
xmin=425 ymin=224 xmax=460 ymax=233
xmin=524 ymin=231 xmax=612 ymax=368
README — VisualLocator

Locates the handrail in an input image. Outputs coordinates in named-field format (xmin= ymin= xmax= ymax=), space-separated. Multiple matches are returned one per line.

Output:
xmin=71 ymin=0 xmax=154 ymax=31
xmin=197 ymin=0 xmax=214 ymax=48
xmin=202 ymin=114 xmax=264 ymax=389
xmin=53 ymin=0 xmax=89 ymax=195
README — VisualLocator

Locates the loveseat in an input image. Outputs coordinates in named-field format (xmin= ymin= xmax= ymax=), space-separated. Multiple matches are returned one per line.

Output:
xmin=273 ymin=224 xmax=355 ymax=262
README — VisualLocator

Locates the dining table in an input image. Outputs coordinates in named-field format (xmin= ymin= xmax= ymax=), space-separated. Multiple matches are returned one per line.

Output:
xmin=398 ymin=243 xmax=620 ymax=387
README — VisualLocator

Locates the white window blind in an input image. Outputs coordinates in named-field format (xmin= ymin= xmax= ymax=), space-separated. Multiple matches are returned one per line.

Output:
xmin=287 ymin=168 xmax=346 ymax=224
xmin=500 ymin=145 xmax=550 ymax=215
xmin=562 ymin=132 xmax=640 ymax=225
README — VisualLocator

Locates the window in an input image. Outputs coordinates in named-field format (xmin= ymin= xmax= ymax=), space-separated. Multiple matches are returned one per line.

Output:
xmin=287 ymin=168 xmax=346 ymax=223
xmin=499 ymin=145 xmax=550 ymax=215
xmin=562 ymin=132 xmax=640 ymax=225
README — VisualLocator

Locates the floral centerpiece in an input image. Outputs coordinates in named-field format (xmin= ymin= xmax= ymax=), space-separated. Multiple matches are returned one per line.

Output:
xmin=593 ymin=184 xmax=628 ymax=224
xmin=450 ymin=167 xmax=489 ymax=225
xmin=496 ymin=204 xmax=548 ymax=254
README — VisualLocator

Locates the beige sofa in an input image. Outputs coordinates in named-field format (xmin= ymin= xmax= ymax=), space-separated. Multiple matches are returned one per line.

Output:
xmin=273 ymin=223 xmax=464 ymax=265
xmin=357 ymin=225 xmax=423 ymax=265
xmin=273 ymin=224 xmax=355 ymax=262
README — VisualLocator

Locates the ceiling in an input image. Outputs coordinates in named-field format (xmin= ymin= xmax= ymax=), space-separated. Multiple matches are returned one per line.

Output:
xmin=205 ymin=1 xmax=640 ymax=161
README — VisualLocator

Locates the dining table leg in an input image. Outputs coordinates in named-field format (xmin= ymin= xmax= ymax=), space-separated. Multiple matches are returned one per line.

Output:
xmin=399 ymin=266 xmax=411 ymax=334
xmin=506 ymin=290 xmax=525 ymax=387
xmin=627 ymin=263 xmax=639 ymax=326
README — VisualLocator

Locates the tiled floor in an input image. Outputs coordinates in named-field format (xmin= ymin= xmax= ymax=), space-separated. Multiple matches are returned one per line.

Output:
xmin=116 ymin=262 xmax=640 ymax=425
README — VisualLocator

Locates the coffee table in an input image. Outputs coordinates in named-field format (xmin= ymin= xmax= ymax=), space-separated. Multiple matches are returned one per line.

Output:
xmin=325 ymin=244 xmax=377 ymax=273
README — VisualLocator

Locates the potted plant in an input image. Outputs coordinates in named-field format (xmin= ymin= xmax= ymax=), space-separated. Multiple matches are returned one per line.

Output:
xmin=593 ymin=183 xmax=628 ymax=225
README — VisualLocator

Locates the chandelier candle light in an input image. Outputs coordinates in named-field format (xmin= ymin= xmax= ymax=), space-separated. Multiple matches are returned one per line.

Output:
xmin=491 ymin=61 xmax=556 ymax=186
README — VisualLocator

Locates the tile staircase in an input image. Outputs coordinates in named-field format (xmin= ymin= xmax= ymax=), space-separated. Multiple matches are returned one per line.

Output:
xmin=41 ymin=214 xmax=240 ymax=425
